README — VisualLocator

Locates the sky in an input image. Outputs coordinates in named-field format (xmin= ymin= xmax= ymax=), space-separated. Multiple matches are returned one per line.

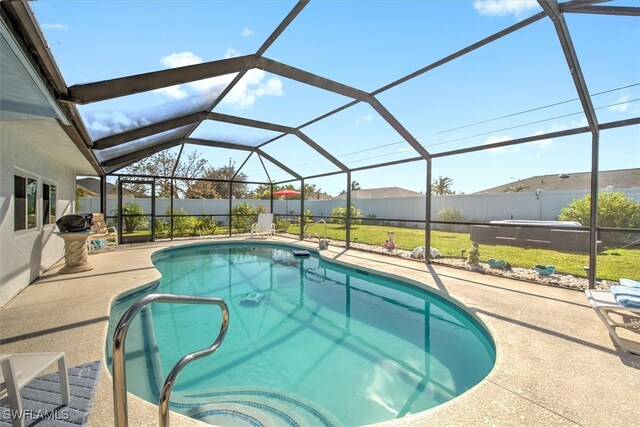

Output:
xmin=32 ymin=0 xmax=640 ymax=196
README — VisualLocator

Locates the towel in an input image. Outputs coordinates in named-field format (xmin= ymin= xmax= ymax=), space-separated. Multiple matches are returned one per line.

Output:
xmin=620 ymin=278 xmax=640 ymax=288
xmin=610 ymin=285 xmax=640 ymax=308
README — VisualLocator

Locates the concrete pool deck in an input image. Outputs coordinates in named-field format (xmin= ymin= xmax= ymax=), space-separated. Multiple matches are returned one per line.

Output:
xmin=1 ymin=236 xmax=638 ymax=426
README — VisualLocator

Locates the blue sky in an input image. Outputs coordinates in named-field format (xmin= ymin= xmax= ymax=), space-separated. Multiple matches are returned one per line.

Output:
xmin=33 ymin=0 xmax=639 ymax=195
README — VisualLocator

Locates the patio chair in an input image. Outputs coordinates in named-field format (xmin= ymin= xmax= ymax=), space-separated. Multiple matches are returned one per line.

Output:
xmin=88 ymin=213 xmax=118 ymax=253
xmin=0 ymin=352 xmax=70 ymax=427
xmin=585 ymin=289 xmax=640 ymax=355
xmin=251 ymin=213 xmax=275 ymax=238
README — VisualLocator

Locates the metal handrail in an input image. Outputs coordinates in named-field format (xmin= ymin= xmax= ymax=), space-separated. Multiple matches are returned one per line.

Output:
xmin=304 ymin=219 xmax=328 ymax=249
xmin=112 ymin=293 xmax=229 ymax=427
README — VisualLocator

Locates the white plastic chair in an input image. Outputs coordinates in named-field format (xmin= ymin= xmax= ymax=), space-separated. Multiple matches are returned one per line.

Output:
xmin=0 ymin=353 xmax=70 ymax=427
xmin=250 ymin=213 xmax=275 ymax=237
xmin=585 ymin=290 xmax=640 ymax=355
xmin=88 ymin=213 xmax=118 ymax=254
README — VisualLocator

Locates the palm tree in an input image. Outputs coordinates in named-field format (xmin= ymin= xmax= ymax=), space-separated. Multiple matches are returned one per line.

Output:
xmin=432 ymin=176 xmax=454 ymax=195
xmin=351 ymin=181 xmax=361 ymax=191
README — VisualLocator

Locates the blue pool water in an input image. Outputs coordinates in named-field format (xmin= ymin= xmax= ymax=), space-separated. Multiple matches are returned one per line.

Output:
xmin=107 ymin=243 xmax=495 ymax=426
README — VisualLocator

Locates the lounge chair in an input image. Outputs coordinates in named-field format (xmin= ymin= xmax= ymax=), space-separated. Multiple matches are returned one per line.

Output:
xmin=250 ymin=213 xmax=275 ymax=238
xmin=88 ymin=213 xmax=118 ymax=253
xmin=585 ymin=289 xmax=640 ymax=355
xmin=0 ymin=352 xmax=70 ymax=427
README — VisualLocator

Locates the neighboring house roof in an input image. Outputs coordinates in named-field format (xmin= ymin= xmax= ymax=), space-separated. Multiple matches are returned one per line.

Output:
xmin=77 ymin=178 xmax=117 ymax=196
xmin=76 ymin=177 xmax=144 ymax=197
xmin=310 ymin=193 xmax=333 ymax=200
xmin=333 ymin=187 xmax=424 ymax=199
xmin=76 ymin=184 xmax=98 ymax=197
xmin=478 ymin=168 xmax=640 ymax=193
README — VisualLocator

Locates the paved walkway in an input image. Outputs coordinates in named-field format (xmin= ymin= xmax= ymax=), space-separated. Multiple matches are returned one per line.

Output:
xmin=1 ymin=237 xmax=638 ymax=426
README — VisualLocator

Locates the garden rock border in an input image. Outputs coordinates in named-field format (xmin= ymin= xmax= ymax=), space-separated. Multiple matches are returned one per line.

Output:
xmin=304 ymin=235 xmax=611 ymax=291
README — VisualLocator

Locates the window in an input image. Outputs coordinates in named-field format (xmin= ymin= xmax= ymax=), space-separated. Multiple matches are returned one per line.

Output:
xmin=14 ymin=174 xmax=38 ymax=231
xmin=43 ymin=182 xmax=57 ymax=225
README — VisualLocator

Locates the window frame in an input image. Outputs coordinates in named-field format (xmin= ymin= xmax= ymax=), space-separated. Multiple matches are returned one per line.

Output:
xmin=14 ymin=170 xmax=39 ymax=233
xmin=42 ymin=180 xmax=58 ymax=226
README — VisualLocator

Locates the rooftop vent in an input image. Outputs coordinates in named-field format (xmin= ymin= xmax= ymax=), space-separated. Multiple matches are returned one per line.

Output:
xmin=558 ymin=173 xmax=570 ymax=179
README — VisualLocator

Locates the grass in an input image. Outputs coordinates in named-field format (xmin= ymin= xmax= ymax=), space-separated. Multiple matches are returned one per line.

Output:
xmin=301 ymin=222 xmax=639 ymax=281
xmin=122 ymin=230 xmax=151 ymax=236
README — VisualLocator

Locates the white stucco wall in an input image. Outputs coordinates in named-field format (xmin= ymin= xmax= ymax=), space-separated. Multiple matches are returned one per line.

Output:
xmin=0 ymin=121 xmax=76 ymax=307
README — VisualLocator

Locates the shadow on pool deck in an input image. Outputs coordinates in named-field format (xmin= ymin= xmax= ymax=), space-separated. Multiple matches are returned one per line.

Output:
xmin=0 ymin=236 xmax=639 ymax=427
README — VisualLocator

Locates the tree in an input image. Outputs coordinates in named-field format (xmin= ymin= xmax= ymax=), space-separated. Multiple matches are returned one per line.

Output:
xmin=338 ymin=181 xmax=362 ymax=195
xmin=184 ymin=178 xmax=221 ymax=199
xmin=251 ymin=183 xmax=326 ymax=200
xmin=558 ymin=192 xmax=640 ymax=228
xmin=120 ymin=150 xmax=207 ymax=197
xmin=253 ymin=184 xmax=272 ymax=199
xmin=432 ymin=176 xmax=454 ymax=195
xmin=195 ymin=165 xmax=249 ymax=199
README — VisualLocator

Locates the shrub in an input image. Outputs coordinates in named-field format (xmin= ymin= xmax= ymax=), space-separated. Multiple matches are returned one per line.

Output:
xmin=154 ymin=218 xmax=170 ymax=239
xmin=121 ymin=202 xmax=148 ymax=233
xmin=331 ymin=205 xmax=363 ymax=225
xmin=196 ymin=214 xmax=218 ymax=236
xmin=558 ymin=192 xmax=640 ymax=228
xmin=154 ymin=209 xmax=218 ymax=238
xmin=230 ymin=203 xmax=263 ymax=232
xmin=75 ymin=189 xmax=83 ymax=211
xmin=274 ymin=216 xmax=291 ymax=233
xmin=438 ymin=207 xmax=464 ymax=222
xmin=172 ymin=208 xmax=199 ymax=237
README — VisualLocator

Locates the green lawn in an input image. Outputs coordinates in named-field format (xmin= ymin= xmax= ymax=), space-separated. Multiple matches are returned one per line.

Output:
xmin=301 ymin=222 xmax=639 ymax=281
xmin=121 ymin=230 xmax=151 ymax=236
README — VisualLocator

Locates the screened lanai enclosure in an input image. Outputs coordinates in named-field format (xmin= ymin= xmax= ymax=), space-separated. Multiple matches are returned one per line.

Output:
xmin=3 ymin=0 xmax=639 ymax=289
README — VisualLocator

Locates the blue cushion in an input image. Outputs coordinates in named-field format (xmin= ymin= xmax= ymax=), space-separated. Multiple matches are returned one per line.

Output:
xmin=91 ymin=239 xmax=106 ymax=248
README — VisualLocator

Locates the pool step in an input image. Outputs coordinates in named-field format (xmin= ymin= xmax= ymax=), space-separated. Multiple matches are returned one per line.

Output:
xmin=170 ymin=387 xmax=340 ymax=427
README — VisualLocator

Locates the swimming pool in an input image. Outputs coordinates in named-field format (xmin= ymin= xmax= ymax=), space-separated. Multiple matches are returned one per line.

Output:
xmin=107 ymin=242 xmax=495 ymax=426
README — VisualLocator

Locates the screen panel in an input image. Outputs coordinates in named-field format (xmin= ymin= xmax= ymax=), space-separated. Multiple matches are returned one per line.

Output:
xmin=190 ymin=119 xmax=283 ymax=147
xmin=266 ymin=1 xmax=541 ymax=91
xmin=214 ymin=71 xmax=352 ymax=127
xmin=377 ymin=18 xmax=588 ymax=155
xmin=303 ymin=103 xmax=423 ymax=169
xmin=32 ymin=1 xmax=295 ymax=83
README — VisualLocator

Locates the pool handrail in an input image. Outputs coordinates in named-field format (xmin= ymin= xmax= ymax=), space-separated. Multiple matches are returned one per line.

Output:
xmin=304 ymin=219 xmax=328 ymax=249
xmin=112 ymin=293 xmax=229 ymax=427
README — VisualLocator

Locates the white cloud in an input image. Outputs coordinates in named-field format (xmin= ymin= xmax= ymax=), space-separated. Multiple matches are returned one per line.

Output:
xmin=224 ymin=47 xmax=241 ymax=59
xmin=530 ymin=130 xmax=554 ymax=148
xmin=222 ymin=69 xmax=284 ymax=109
xmin=483 ymin=135 xmax=519 ymax=153
xmin=155 ymin=50 xmax=284 ymax=109
xmin=241 ymin=28 xmax=254 ymax=37
xmin=609 ymin=95 xmax=630 ymax=112
xmin=473 ymin=0 xmax=540 ymax=18
xmin=84 ymin=110 xmax=151 ymax=139
xmin=160 ymin=51 xmax=203 ymax=68
xmin=158 ymin=51 xmax=231 ymax=94
xmin=355 ymin=114 xmax=372 ymax=124
xmin=155 ymin=52 xmax=213 ymax=99
xmin=41 ymin=23 xmax=68 ymax=31
xmin=154 ymin=85 xmax=189 ymax=99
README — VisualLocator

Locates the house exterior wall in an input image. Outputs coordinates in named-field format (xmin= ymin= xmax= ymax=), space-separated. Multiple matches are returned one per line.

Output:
xmin=0 ymin=122 xmax=76 ymax=307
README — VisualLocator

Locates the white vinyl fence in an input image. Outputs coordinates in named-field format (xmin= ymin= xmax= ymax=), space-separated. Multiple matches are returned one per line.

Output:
xmin=79 ymin=187 xmax=640 ymax=225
